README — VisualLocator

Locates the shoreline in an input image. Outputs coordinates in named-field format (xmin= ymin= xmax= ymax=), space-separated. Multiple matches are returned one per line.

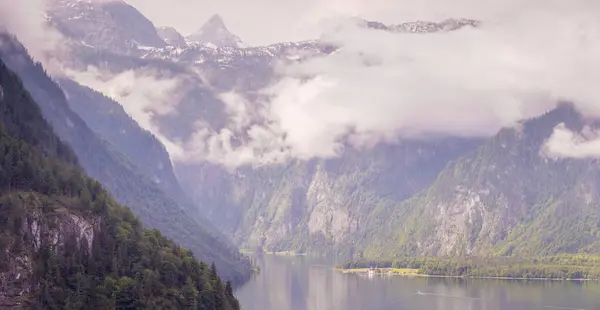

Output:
xmin=239 ymin=249 xmax=308 ymax=257
xmin=336 ymin=268 xmax=598 ymax=281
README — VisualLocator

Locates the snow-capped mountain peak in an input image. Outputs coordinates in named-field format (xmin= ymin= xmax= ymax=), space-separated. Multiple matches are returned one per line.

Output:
xmin=186 ymin=14 xmax=246 ymax=48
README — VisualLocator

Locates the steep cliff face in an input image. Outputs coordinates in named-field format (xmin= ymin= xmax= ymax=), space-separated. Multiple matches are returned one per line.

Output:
xmin=178 ymin=138 xmax=481 ymax=254
xmin=363 ymin=104 xmax=600 ymax=257
xmin=0 ymin=193 xmax=98 ymax=308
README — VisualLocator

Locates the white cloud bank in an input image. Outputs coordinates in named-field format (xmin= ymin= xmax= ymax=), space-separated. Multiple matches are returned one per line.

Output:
xmin=5 ymin=0 xmax=600 ymax=167
xmin=544 ymin=124 xmax=600 ymax=159
xmin=83 ymin=0 xmax=600 ymax=167
xmin=64 ymin=66 xmax=188 ymax=158
xmin=181 ymin=0 xmax=600 ymax=166
xmin=0 ymin=0 xmax=65 ymax=68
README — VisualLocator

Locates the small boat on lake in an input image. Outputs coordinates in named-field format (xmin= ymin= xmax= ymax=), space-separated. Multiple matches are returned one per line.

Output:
xmin=368 ymin=267 xmax=376 ymax=276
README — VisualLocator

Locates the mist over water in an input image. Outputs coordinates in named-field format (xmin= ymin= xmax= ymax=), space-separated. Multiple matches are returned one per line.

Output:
xmin=236 ymin=255 xmax=600 ymax=310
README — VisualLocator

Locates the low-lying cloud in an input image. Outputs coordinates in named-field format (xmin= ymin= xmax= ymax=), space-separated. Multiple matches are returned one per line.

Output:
xmin=5 ymin=0 xmax=600 ymax=168
xmin=257 ymin=2 xmax=600 ymax=160
xmin=0 ymin=0 xmax=66 ymax=70
xmin=176 ymin=0 xmax=600 ymax=167
xmin=64 ymin=66 xmax=188 ymax=158
xmin=129 ymin=0 xmax=600 ymax=167
xmin=544 ymin=124 xmax=600 ymax=159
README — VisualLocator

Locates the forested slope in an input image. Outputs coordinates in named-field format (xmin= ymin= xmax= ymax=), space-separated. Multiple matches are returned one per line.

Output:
xmin=0 ymin=59 xmax=239 ymax=309
xmin=0 ymin=33 xmax=251 ymax=283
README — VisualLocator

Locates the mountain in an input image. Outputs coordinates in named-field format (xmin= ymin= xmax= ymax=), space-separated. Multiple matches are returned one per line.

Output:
xmin=186 ymin=15 xmax=245 ymax=48
xmin=176 ymin=138 xmax=481 ymax=254
xmin=0 ymin=58 xmax=239 ymax=309
xmin=0 ymin=33 xmax=252 ymax=283
xmin=57 ymin=78 xmax=189 ymax=208
xmin=43 ymin=1 xmax=489 ymax=256
xmin=362 ymin=103 xmax=600 ymax=257
xmin=156 ymin=26 xmax=187 ymax=47
xmin=48 ymin=0 xmax=166 ymax=54
xmin=48 ymin=0 xmax=599 ymax=261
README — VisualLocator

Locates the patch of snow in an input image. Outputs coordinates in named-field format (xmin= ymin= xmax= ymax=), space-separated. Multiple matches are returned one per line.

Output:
xmin=138 ymin=45 xmax=154 ymax=51
xmin=80 ymin=41 xmax=95 ymax=48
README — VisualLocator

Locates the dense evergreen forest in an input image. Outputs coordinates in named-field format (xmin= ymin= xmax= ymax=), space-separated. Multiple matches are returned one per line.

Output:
xmin=340 ymin=255 xmax=600 ymax=280
xmin=0 ymin=58 xmax=239 ymax=309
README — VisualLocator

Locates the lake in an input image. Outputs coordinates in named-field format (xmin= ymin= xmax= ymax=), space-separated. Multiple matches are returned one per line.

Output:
xmin=235 ymin=254 xmax=600 ymax=310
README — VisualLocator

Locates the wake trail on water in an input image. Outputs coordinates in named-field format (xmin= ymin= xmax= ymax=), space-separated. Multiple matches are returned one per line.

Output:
xmin=414 ymin=291 xmax=481 ymax=300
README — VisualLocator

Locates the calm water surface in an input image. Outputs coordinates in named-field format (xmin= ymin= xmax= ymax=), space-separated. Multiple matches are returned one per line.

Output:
xmin=235 ymin=255 xmax=600 ymax=310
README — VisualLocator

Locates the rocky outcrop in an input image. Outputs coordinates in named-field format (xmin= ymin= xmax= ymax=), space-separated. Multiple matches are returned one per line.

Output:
xmin=0 ymin=193 xmax=99 ymax=309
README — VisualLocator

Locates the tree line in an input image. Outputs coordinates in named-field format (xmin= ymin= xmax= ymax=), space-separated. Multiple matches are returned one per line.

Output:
xmin=339 ymin=255 xmax=600 ymax=280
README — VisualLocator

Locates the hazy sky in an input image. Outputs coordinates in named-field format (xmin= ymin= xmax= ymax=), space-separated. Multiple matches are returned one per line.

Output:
xmin=124 ymin=0 xmax=519 ymax=45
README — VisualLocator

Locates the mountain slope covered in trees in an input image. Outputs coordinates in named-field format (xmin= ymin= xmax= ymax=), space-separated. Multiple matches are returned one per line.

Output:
xmin=0 ymin=33 xmax=251 ymax=283
xmin=0 ymin=59 xmax=239 ymax=309
xmin=57 ymin=78 xmax=196 ymax=218
xmin=361 ymin=104 xmax=600 ymax=258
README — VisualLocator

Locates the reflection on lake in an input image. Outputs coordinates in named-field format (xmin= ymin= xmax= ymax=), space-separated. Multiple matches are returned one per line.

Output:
xmin=235 ymin=255 xmax=600 ymax=310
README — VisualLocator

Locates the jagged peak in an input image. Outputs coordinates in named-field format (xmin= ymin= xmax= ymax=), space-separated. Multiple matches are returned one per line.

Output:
xmin=186 ymin=14 xmax=245 ymax=48
xmin=204 ymin=14 xmax=227 ymax=30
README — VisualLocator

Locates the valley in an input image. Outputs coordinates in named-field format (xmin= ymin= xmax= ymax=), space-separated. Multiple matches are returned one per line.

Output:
xmin=39 ymin=0 xmax=600 ymax=260
xmin=1 ymin=0 xmax=600 ymax=308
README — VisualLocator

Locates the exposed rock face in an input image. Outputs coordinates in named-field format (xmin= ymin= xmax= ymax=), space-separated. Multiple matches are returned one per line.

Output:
xmin=177 ymin=139 xmax=481 ymax=254
xmin=0 ymin=193 xmax=98 ymax=308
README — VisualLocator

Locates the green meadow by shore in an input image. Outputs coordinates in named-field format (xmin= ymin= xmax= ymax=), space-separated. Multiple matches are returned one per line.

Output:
xmin=337 ymin=255 xmax=600 ymax=280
